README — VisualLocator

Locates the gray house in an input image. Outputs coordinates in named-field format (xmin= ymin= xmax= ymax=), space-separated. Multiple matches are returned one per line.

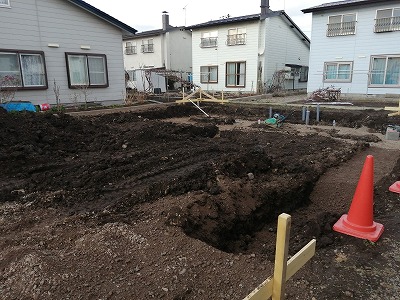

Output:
xmin=0 ymin=0 xmax=137 ymax=106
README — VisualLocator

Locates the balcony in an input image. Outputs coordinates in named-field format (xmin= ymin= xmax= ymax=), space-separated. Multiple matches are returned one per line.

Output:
xmin=374 ymin=16 xmax=400 ymax=33
xmin=226 ymin=33 xmax=246 ymax=46
xmin=200 ymin=37 xmax=218 ymax=48
xmin=125 ymin=46 xmax=137 ymax=55
xmin=326 ymin=21 xmax=356 ymax=36
xmin=141 ymin=44 xmax=154 ymax=53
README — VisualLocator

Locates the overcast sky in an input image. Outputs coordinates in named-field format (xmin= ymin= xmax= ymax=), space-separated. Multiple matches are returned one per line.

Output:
xmin=84 ymin=0 xmax=328 ymax=37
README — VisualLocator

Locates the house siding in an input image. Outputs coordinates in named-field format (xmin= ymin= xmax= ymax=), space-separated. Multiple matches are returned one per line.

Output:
xmin=191 ymin=21 xmax=260 ymax=92
xmin=307 ymin=2 xmax=400 ymax=96
xmin=167 ymin=29 xmax=192 ymax=73
xmin=1 ymin=0 xmax=127 ymax=105
xmin=264 ymin=16 xmax=310 ymax=90
xmin=124 ymin=35 xmax=163 ymax=70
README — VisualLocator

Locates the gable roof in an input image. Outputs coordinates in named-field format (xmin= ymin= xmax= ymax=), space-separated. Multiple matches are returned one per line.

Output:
xmin=302 ymin=0 xmax=399 ymax=13
xmin=123 ymin=26 xmax=186 ymax=40
xmin=185 ymin=11 xmax=310 ymax=46
xmin=185 ymin=14 xmax=261 ymax=30
xmin=67 ymin=0 xmax=137 ymax=36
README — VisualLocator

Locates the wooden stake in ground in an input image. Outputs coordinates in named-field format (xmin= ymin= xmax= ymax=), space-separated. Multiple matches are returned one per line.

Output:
xmin=384 ymin=100 xmax=400 ymax=116
xmin=244 ymin=213 xmax=316 ymax=300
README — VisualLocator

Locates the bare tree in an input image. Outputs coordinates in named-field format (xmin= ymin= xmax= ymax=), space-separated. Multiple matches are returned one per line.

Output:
xmin=0 ymin=75 xmax=20 ymax=103
xmin=53 ymin=79 xmax=62 ymax=111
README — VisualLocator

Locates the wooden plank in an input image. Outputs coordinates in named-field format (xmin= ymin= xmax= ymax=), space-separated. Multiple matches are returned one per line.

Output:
xmin=176 ymin=98 xmax=229 ymax=104
xmin=286 ymin=239 xmax=316 ymax=280
xmin=244 ymin=239 xmax=316 ymax=300
xmin=243 ymin=277 xmax=273 ymax=300
xmin=200 ymin=89 xmax=219 ymax=101
xmin=272 ymin=213 xmax=291 ymax=300
xmin=384 ymin=100 xmax=400 ymax=116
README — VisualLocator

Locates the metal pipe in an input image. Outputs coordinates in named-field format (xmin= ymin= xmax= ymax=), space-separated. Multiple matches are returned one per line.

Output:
xmin=316 ymin=104 xmax=320 ymax=122
xmin=305 ymin=109 xmax=310 ymax=125
xmin=302 ymin=106 xmax=306 ymax=121
xmin=269 ymin=107 xmax=272 ymax=118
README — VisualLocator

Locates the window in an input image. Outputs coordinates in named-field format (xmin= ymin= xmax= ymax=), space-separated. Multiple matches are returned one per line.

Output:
xmin=375 ymin=8 xmax=400 ymax=32
xmin=141 ymin=39 xmax=154 ymax=53
xmin=324 ymin=62 xmax=353 ymax=82
xmin=200 ymin=31 xmax=218 ymax=48
xmin=65 ymin=53 xmax=108 ymax=88
xmin=200 ymin=66 xmax=218 ymax=83
xmin=0 ymin=0 xmax=10 ymax=7
xmin=327 ymin=14 xmax=356 ymax=36
xmin=299 ymin=66 xmax=309 ymax=82
xmin=125 ymin=42 xmax=137 ymax=55
xmin=227 ymin=28 xmax=246 ymax=46
xmin=126 ymin=70 xmax=136 ymax=81
xmin=369 ymin=55 xmax=400 ymax=86
xmin=0 ymin=50 xmax=47 ymax=89
xmin=226 ymin=61 xmax=246 ymax=87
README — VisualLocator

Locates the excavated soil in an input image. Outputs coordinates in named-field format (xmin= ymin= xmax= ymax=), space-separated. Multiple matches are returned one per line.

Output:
xmin=0 ymin=101 xmax=399 ymax=300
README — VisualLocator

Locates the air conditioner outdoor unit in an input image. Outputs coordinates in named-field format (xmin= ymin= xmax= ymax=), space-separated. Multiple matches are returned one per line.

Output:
xmin=284 ymin=66 xmax=293 ymax=79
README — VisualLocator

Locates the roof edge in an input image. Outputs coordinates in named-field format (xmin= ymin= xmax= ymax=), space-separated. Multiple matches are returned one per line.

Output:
xmin=185 ymin=14 xmax=260 ymax=30
xmin=302 ymin=0 xmax=395 ymax=13
xmin=279 ymin=11 xmax=310 ymax=45
xmin=67 ymin=0 xmax=137 ymax=35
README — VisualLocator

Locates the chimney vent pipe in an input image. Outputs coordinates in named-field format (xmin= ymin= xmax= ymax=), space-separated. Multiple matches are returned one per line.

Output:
xmin=260 ymin=0 xmax=270 ymax=20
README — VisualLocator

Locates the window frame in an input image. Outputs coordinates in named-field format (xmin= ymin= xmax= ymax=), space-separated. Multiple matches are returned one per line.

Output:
xmin=369 ymin=54 xmax=400 ymax=87
xmin=326 ymin=13 xmax=356 ymax=36
xmin=200 ymin=65 xmax=218 ymax=83
xmin=141 ymin=39 xmax=154 ymax=53
xmin=125 ymin=41 xmax=137 ymax=55
xmin=227 ymin=27 xmax=247 ymax=46
xmin=200 ymin=31 xmax=218 ymax=48
xmin=0 ymin=49 xmax=48 ymax=90
xmin=225 ymin=61 xmax=246 ymax=88
xmin=299 ymin=66 xmax=309 ymax=82
xmin=0 ymin=0 xmax=10 ymax=8
xmin=65 ymin=52 xmax=109 ymax=89
xmin=374 ymin=7 xmax=400 ymax=33
xmin=323 ymin=61 xmax=353 ymax=83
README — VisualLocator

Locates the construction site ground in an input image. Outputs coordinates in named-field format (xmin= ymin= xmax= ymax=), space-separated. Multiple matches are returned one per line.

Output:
xmin=1 ymin=95 xmax=400 ymax=300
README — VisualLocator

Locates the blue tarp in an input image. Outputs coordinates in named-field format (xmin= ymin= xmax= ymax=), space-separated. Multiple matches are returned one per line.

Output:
xmin=0 ymin=101 xmax=37 ymax=112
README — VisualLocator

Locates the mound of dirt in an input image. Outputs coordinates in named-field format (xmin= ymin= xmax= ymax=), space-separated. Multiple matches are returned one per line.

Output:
xmin=0 ymin=103 xmax=399 ymax=299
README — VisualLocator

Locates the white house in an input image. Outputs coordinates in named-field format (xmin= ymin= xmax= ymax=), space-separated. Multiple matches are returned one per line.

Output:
xmin=123 ymin=12 xmax=192 ymax=92
xmin=185 ymin=0 xmax=310 ymax=94
xmin=302 ymin=0 xmax=400 ymax=98
xmin=0 ymin=0 xmax=137 ymax=106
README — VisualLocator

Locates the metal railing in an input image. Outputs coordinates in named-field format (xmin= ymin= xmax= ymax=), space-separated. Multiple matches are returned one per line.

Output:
xmin=374 ymin=16 xmax=400 ymax=32
xmin=141 ymin=44 xmax=154 ymax=53
xmin=226 ymin=33 xmax=246 ymax=46
xmin=326 ymin=21 xmax=356 ymax=36
xmin=125 ymin=46 xmax=137 ymax=55
xmin=200 ymin=37 xmax=218 ymax=48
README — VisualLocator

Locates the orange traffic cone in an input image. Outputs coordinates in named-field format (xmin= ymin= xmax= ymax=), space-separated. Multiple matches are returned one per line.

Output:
xmin=333 ymin=155 xmax=384 ymax=242
xmin=389 ymin=181 xmax=400 ymax=194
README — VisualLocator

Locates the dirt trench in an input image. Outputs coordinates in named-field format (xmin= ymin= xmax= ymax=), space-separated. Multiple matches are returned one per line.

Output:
xmin=0 ymin=102 xmax=399 ymax=300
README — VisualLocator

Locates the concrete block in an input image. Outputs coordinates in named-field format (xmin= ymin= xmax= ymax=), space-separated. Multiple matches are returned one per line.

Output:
xmin=386 ymin=128 xmax=399 ymax=140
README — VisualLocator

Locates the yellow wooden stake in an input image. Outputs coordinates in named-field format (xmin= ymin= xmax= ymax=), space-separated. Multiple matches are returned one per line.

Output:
xmin=272 ymin=213 xmax=291 ymax=299
xmin=176 ymin=87 xmax=229 ymax=104
xmin=243 ymin=213 xmax=316 ymax=300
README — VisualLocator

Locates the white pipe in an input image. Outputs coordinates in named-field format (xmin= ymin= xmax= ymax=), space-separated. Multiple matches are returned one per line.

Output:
xmin=188 ymin=99 xmax=210 ymax=117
